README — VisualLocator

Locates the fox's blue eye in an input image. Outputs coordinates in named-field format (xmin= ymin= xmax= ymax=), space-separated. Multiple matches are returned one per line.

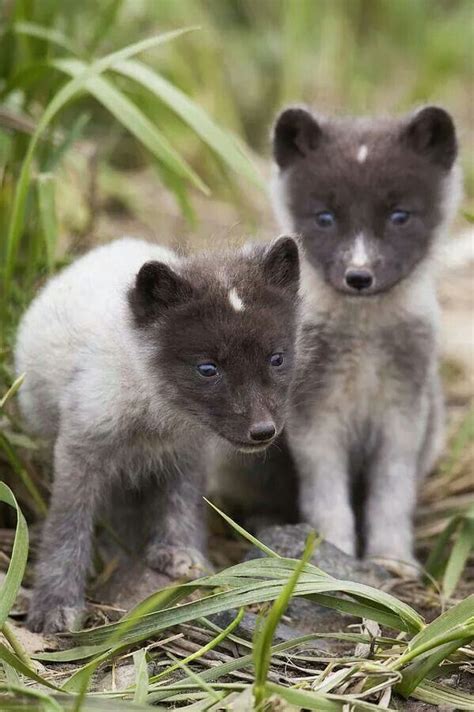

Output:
xmin=197 ymin=363 xmax=218 ymax=378
xmin=270 ymin=353 xmax=284 ymax=368
xmin=390 ymin=209 xmax=410 ymax=226
xmin=315 ymin=211 xmax=335 ymax=228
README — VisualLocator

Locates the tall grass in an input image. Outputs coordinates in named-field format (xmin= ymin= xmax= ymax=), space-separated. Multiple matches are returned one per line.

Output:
xmin=0 ymin=1 xmax=263 ymax=346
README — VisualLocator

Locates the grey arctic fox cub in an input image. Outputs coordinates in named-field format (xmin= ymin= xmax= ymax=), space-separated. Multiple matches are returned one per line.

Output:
xmin=272 ymin=105 xmax=461 ymax=569
xmin=15 ymin=235 xmax=300 ymax=632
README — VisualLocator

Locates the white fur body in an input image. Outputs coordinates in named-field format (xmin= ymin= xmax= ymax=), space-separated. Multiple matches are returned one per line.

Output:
xmin=290 ymin=259 xmax=444 ymax=560
xmin=16 ymin=234 xmax=302 ymax=632
xmin=16 ymin=238 xmax=179 ymax=448
xmin=271 ymin=163 xmax=461 ymax=566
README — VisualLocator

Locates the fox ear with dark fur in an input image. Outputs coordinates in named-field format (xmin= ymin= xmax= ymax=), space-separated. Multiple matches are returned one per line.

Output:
xmin=273 ymin=107 xmax=322 ymax=169
xmin=262 ymin=236 xmax=300 ymax=294
xmin=403 ymin=106 xmax=457 ymax=170
xmin=129 ymin=261 xmax=193 ymax=326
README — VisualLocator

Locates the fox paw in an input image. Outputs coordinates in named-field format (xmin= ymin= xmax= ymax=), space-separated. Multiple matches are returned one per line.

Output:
xmin=27 ymin=603 xmax=84 ymax=633
xmin=368 ymin=555 xmax=421 ymax=580
xmin=146 ymin=545 xmax=211 ymax=580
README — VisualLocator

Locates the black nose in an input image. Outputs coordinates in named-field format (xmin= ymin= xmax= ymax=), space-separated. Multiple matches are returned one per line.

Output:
xmin=345 ymin=269 xmax=374 ymax=291
xmin=249 ymin=422 xmax=276 ymax=443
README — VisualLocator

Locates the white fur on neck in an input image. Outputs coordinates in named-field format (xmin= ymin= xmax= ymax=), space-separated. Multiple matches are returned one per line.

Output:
xmin=300 ymin=255 xmax=439 ymax=335
xmin=270 ymin=166 xmax=295 ymax=232
xmin=423 ymin=161 xmax=463 ymax=275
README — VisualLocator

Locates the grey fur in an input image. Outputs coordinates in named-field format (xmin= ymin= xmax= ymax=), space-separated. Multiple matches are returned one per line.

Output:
xmin=16 ymin=236 xmax=300 ymax=631
xmin=271 ymin=105 xmax=461 ymax=569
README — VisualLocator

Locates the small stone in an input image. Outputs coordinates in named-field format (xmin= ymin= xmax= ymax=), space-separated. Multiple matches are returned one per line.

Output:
xmin=95 ymin=558 xmax=172 ymax=610
xmin=244 ymin=524 xmax=390 ymax=638
xmin=209 ymin=609 xmax=329 ymax=648
xmin=96 ymin=662 xmax=138 ymax=692
xmin=247 ymin=524 xmax=389 ymax=586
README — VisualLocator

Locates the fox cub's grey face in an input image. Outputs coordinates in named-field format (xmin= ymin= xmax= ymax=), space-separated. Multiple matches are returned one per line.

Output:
xmin=129 ymin=237 xmax=300 ymax=451
xmin=273 ymin=106 xmax=458 ymax=295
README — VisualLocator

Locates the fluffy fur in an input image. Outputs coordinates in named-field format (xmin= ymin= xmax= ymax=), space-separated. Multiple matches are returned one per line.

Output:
xmin=271 ymin=105 xmax=461 ymax=569
xmin=16 ymin=236 xmax=300 ymax=631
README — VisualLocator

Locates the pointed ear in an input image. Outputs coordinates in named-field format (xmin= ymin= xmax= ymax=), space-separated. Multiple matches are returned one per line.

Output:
xmin=129 ymin=261 xmax=193 ymax=325
xmin=262 ymin=236 xmax=300 ymax=294
xmin=273 ymin=107 xmax=321 ymax=169
xmin=402 ymin=106 xmax=457 ymax=169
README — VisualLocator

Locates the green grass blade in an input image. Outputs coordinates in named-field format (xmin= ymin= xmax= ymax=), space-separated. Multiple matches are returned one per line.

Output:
xmin=442 ymin=406 xmax=474 ymax=479
xmin=0 ymin=482 xmax=29 ymax=629
xmin=62 ymin=641 xmax=130 ymax=693
xmin=13 ymin=20 xmax=81 ymax=54
xmin=133 ymin=649 xmax=149 ymax=704
xmin=52 ymin=58 xmax=209 ymax=194
xmin=442 ymin=513 xmax=474 ymax=598
xmin=148 ymin=634 xmax=332 ymax=703
xmin=37 ymin=173 xmax=58 ymax=273
xmin=3 ymin=28 xmax=197 ymax=299
xmin=112 ymin=58 xmax=264 ymax=189
xmin=61 ymin=585 xmax=197 ymax=681
xmin=253 ymin=532 xmax=316 ymax=708
xmin=304 ymin=591 xmax=416 ymax=632
xmin=150 ymin=607 xmax=245 ymax=684
xmin=204 ymin=498 xmax=280 ymax=557
xmin=0 ymin=643 xmax=62 ymax=692
xmin=1 ymin=620 xmax=33 ymax=668
xmin=412 ymin=679 xmax=474 ymax=709
xmin=0 ymin=686 xmax=157 ymax=711
xmin=45 ymin=112 xmax=91 ymax=172
xmin=0 ymin=373 xmax=25 ymax=409
xmin=399 ymin=594 xmax=474 ymax=657
xmin=36 ymin=561 xmax=422 ymax=662
xmin=77 ymin=29 xmax=200 ymax=81
xmin=424 ymin=514 xmax=462 ymax=581
xmin=87 ymin=0 xmax=125 ymax=54
xmin=1 ymin=656 xmax=21 ymax=687
xmin=396 ymin=638 xmax=469 ymax=697
xmin=264 ymin=681 xmax=391 ymax=711
xmin=0 ymin=684 xmax=63 ymax=712
xmin=166 ymin=654 xmax=222 ymax=703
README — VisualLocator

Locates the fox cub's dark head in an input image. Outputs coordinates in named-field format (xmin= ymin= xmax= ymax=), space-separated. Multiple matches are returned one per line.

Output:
xmin=272 ymin=106 xmax=460 ymax=296
xmin=128 ymin=237 xmax=300 ymax=451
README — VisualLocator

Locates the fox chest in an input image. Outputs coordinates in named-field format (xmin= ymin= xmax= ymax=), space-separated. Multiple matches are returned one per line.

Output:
xmin=317 ymin=339 xmax=386 ymax=426
xmin=293 ymin=318 xmax=434 ymax=429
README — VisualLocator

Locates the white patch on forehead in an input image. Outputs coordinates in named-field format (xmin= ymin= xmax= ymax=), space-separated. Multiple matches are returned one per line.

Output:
xmin=357 ymin=144 xmax=368 ymax=163
xmin=351 ymin=234 xmax=369 ymax=267
xmin=228 ymin=288 xmax=244 ymax=312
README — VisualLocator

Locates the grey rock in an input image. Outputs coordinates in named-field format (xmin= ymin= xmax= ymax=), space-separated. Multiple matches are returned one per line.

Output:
xmin=209 ymin=608 xmax=332 ymax=650
xmin=94 ymin=557 xmax=172 ymax=611
xmin=244 ymin=524 xmax=390 ymax=638
xmin=247 ymin=523 xmax=389 ymax=586
xmin=96 ymin=662 xmax=137 ymax=692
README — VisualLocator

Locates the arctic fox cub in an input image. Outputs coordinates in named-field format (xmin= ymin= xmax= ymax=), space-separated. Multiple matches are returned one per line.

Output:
xmin=16 ymin=236 xmax=300 ymax=631
xmin=271 ymin=105 xmax=461 ymax=569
